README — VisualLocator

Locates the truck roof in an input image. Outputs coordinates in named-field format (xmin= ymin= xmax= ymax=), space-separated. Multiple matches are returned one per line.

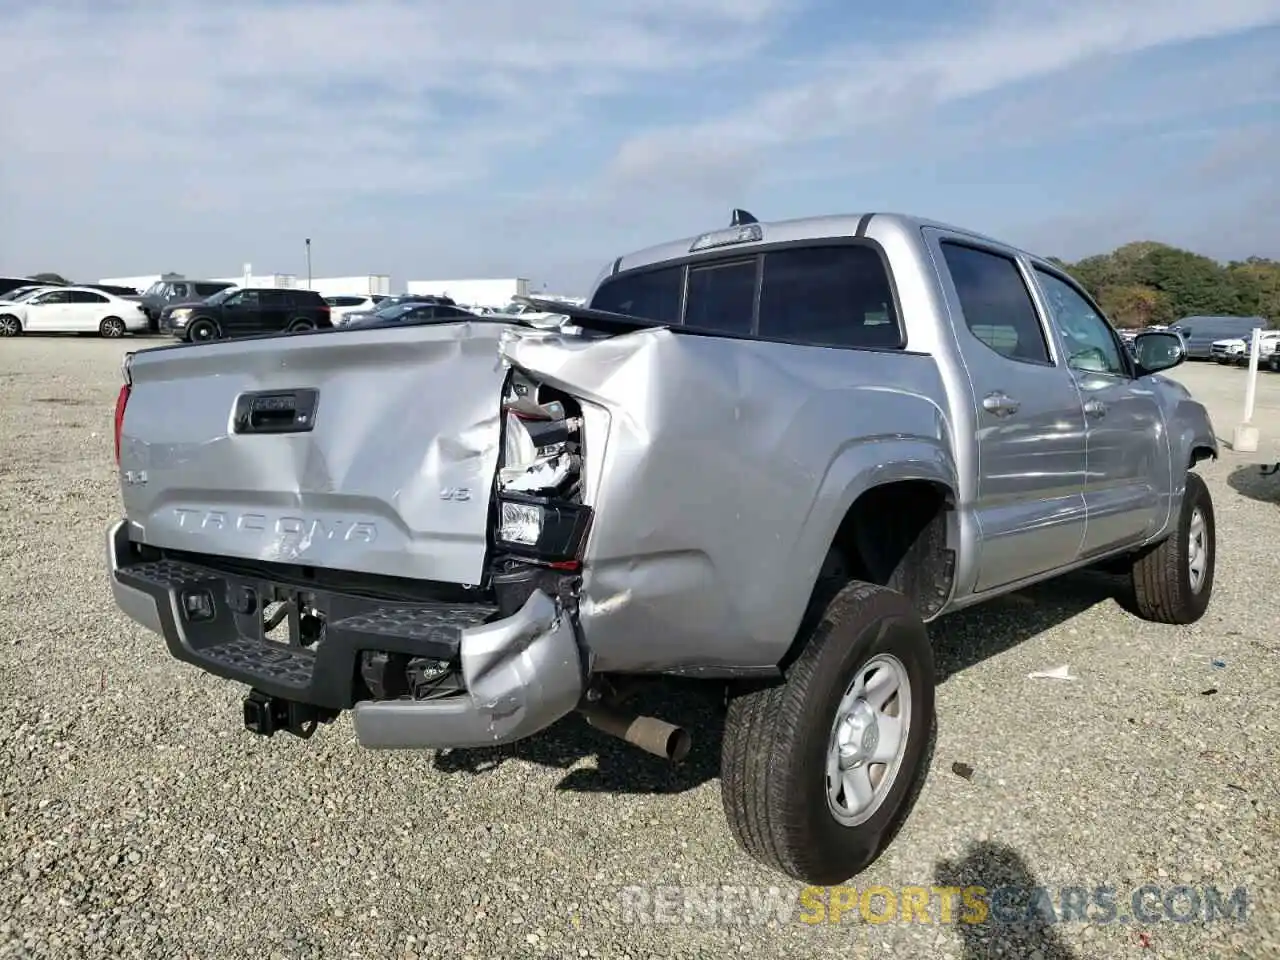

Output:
xmin=604 ymin=211 xmax=1038 ymax=280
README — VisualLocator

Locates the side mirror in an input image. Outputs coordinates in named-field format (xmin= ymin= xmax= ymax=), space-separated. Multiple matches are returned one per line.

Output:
xmin=1133 ymin=331 xmax=1185 ymax=375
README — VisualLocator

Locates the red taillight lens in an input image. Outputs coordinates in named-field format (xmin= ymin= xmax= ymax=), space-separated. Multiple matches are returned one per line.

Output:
xmin=114 ymin=384 xmax=130 ymax=463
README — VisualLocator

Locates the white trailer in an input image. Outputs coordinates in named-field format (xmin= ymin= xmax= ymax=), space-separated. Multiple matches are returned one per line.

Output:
xmin=298 ymin=275 xmax=392 ymax=297
xmin=404 ymin=277 xmax=530 ymax=308
xmin=212 ymin=273 xmax=298 ymax=289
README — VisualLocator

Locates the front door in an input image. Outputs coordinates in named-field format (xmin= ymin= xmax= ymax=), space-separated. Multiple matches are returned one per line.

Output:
xmin=928 ymin=233 xmax=1089 ymax=594
xmin=220 ymin=290 xmax=260 ymax=336
xmin=23 ymin=289 xmax=73 ymax=331
xmin=1030 ymin=267 xmax=1169 ymax=556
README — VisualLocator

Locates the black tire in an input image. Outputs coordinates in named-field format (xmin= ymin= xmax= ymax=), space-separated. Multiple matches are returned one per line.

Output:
xmin=186 ymin=319 xmax=219 ymax=343
xmin=287 ymin=318 xmax=315 ymax=333
xmin=1129 ymin=471 xmax=1214 ymax=624
xmin=720 ymin=580 xmax=935 ymax=885
xmin=0 ymin=314 xmax=20 ymax=337
xmin=99 ymin=316 xmax=126 ymax=338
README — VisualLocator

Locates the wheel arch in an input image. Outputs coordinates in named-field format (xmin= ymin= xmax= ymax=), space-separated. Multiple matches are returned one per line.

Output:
xmin=779 ymin=466 xmax=958 ymax=672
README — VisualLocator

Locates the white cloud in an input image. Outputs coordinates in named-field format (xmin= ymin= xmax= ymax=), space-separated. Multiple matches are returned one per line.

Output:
xmin=603 ymin=0 xmax=1280 ymax=190
xmin=0 ymin=0 xmax=789 ymax=274
xmin=1 ymin=0 xmax=1277 ymax=286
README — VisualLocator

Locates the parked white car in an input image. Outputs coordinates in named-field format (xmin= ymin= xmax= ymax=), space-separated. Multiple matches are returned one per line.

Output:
xmin=0 ymin=286 xmax=149 ymax=338
xmin=324 ymin=294 xmax=389 ymax=323
xmin=1210 ymin=330 xmax=1280 ymax=364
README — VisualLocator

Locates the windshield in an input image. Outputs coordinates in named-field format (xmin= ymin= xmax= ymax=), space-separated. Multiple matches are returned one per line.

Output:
xmin=144 ymin=281 xmax=167 ymax=296
xmin=0 ymin=285 xmax=43 ymax=302
xmin=202 ymin=287 xmax=238 ymax=305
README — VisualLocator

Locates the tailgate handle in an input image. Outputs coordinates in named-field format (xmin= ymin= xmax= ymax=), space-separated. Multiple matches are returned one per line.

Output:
xmin=234 ymin=389 xmax=319 ymax=434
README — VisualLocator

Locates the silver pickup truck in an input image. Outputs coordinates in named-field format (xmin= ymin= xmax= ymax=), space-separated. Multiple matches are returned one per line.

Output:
xmin=106 ymin=210 xmax=1219 ymax=884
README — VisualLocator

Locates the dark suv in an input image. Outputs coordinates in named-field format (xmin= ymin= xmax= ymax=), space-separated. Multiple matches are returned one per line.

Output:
xmin=140 ymin=279 xmax=236 ymax=330
xmin=160 ymin=287 xmax=333 ymax=342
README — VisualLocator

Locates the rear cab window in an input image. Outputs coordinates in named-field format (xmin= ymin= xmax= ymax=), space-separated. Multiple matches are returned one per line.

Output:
xmin=589 ymin=242 xmax=902 ymax=349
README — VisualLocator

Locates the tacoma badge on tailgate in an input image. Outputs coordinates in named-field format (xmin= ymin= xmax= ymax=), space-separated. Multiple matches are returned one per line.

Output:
xmin=171 ymin=508 xmax=378 ymax=543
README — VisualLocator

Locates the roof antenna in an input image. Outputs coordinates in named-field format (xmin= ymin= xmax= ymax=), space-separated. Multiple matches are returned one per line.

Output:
xmin=730 ymin=208 xmax=758 ymax=226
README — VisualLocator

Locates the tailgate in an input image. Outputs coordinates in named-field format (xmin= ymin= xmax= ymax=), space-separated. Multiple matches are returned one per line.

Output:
xmin=118 ymin=323 xmax=512 ymax=585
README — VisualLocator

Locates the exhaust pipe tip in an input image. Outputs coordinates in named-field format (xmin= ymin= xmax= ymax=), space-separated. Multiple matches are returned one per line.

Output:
xmin=578 ymin=702 xmax=692 ymax=763
xmin=634 ymin=716 xmax=691 ymax=763
xmin=665 ymin=726 xmax=692 ymax=764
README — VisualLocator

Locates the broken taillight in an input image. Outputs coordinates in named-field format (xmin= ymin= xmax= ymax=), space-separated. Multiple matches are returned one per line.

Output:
xmin=493 ymin=370 xmax=591 ymax=567
xmin=114 ymin=383 xmax=130 ymax=464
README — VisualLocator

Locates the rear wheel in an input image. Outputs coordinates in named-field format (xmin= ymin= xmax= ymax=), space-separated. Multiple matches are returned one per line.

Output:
xmin=99 ymin=317 xmax=126 ymax=338
xmin=186 ymin=319 xmax=218 ymax=343
xmin=1128 ymin=471 xmax=1215 ymax=624
xmin=287 ymin=318 xmax=315 ymax=333
xmin=720 ymin=580 xmax=935 ymax=884
xmin=0 ymin=315 xmax=20 ymax=337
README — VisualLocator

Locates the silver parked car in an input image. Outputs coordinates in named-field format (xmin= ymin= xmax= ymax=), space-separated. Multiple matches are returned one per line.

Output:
xmin=105 ymin=210 xmax=1217 ymax=884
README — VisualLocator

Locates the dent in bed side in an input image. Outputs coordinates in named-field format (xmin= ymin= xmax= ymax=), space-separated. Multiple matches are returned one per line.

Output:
xmin=502 ymin=326 xmax=960 ymax=675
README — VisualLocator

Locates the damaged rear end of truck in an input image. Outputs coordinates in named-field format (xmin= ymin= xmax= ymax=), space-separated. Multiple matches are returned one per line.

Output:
xmin=107 ymin=314 xmax=637 ymax=752
xmin=107 ymin=211 xmax=968 ymax=886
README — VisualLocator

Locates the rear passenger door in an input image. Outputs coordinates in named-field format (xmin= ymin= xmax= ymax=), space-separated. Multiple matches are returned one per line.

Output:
xmin=927 ymin=233 xmax=1089 ymax=593
xmin=68 ymin=290 xmax=110 ymax=330
xmin=263 ymin=291 xmax=293 ymax=331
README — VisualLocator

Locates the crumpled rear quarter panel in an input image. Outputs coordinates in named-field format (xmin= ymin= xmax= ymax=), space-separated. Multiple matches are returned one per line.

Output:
xmin=506 ymin=329 xmax=955 ymax=674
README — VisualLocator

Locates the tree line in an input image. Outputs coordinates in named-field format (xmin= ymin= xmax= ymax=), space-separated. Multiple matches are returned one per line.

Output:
xmin=1049 ymin=242 xmax=1279 ymax=330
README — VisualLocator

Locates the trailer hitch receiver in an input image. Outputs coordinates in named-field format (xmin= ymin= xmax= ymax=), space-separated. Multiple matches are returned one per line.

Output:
xmin=243 ymin=689 xmax=339 ymax=739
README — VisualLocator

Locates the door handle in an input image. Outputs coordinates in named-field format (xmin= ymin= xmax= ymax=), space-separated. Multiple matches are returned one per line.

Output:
xmin=1083 ymin=399 xmax=1107 ymax=419
xmin=982 ymin=391 xmax=1020 ymax=417
xmin=233 ymin=389 xmax=319 ymax=434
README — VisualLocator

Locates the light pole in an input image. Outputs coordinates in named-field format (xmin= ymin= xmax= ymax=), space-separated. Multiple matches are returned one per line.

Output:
xmin=305 ymin=238 xmax=312 ymax=289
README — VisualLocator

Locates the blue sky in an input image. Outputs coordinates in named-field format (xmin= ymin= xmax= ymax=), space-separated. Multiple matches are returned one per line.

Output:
xmin=1 ymin=0 xmax=1277 ymax=293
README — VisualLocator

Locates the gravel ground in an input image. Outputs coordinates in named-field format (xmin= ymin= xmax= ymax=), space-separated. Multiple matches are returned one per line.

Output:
xmin=0 ymin=336 xmax=1277 ymax=960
